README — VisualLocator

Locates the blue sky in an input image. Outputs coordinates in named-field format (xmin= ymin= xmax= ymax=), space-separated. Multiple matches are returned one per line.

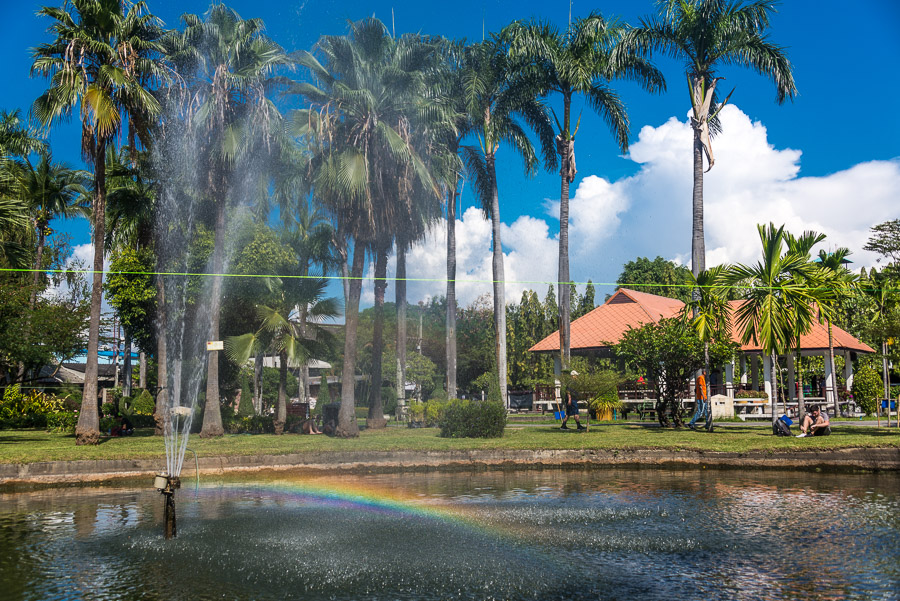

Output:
xmin=2 ymin=0 xmax=899 ymax=307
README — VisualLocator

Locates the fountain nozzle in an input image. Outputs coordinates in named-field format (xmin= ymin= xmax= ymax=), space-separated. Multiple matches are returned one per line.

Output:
xmin=155 ymin=473 xmax=181 ymax=539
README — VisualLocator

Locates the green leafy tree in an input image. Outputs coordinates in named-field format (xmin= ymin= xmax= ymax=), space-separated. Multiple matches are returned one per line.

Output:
xmin=615 ymin=317 xmax=733 ymax=427
xmin=105 ymin=247 xmax=156 ymax=359
xmin=226 ymin=278 xmax=339 ymax=434
xmin=624 ymin=0 xmax=796 ymax=284
xmin=31 ymin=0 xmax=167 ymax=444
xmin=863 ymin=220 xmax=900 ymax=272
xmin=616 ymin=256 xmax=693 ymax=301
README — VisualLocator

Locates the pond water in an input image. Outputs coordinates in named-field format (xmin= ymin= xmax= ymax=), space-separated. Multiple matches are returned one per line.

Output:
xmin=1 ymin=468 xmax=898 ymax=601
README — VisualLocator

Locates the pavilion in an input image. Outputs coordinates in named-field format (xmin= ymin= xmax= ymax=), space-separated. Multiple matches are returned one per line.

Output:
xmin=529 ymin=288 xmax=874 ymax=411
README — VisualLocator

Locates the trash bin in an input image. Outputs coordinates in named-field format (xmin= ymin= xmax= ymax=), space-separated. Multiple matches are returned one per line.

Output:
xmin=323 ymin=402 xmax=340 ymax=430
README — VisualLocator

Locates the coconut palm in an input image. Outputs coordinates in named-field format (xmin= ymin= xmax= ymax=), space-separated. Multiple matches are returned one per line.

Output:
xmin=508 ymin=14 xmax=664 ymax=368
xmin=292 ymin=18 xmax=438 ymax=436
xmin=623 ymin=0 xmax=796 ymax=283
xmin=168 ymin=4 xmax=291 ymax=437
xmin=727 ymin=224 xmax=819 ymax=425
xmin=459 ymin=36 xmax=556 ymax=406
xmin=31 ymin=0 xmax=167 ymax=445
xmin=816 ymin=247 xmax=857 ymax=418
xmin=226 ymin=277 xmax=339 ymax=434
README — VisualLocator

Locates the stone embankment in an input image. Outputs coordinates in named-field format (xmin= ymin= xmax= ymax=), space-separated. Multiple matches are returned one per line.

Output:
xmin=2 ymin=447 xmax=898 ymax=487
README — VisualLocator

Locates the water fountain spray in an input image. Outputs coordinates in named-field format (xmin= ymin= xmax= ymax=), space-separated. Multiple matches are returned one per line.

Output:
xmin=154 ymin=405 xmax=193 ymax=538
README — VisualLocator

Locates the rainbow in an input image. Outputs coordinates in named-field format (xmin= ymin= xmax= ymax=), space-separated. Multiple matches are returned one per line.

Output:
xmin=192 ymin=476 xmax=494 ymax=533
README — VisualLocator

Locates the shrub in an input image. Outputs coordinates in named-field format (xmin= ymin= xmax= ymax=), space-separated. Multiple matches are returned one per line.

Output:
xmin=101 ymin=402 xmax=117 ymax=417
xmin=46 ymin=410 xmax=78 ymax=434
xmin=222 ymin=414 xmax=275 ymax=434
xmin=425 ymin=399 xmax=447 ymax=426
xmin=1 ymin=386 xmax=65 ymax=429
xmin=852 ymin=364 xmax=883 ymax=415
xmin=131 ymin=389 xmax=156 ymax=416
xmin=735 ymin=390 xmax=769 ymax=399
xmin=439 ymin=399 xmax=506 ymax=438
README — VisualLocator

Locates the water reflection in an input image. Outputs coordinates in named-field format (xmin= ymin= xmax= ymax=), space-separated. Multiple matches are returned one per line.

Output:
xmin=0 ymin=469 xmax=898 ymax=601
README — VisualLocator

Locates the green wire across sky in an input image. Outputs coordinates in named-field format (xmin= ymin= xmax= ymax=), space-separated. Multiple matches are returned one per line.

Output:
xmin=0 ymin=267 xmax=891 ymax=293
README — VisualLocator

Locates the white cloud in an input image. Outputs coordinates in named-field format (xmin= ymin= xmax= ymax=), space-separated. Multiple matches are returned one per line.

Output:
xmin=360 ymin=104 xmax=900 ymax=309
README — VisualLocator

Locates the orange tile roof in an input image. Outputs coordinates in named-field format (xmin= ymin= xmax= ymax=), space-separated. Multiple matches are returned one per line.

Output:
xmin=529 ymin=289 xmax=875 ymax=354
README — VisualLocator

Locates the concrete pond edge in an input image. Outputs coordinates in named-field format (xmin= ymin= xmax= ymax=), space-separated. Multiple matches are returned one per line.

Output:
xmin=2 ymin=446 xmax=899 ymax=488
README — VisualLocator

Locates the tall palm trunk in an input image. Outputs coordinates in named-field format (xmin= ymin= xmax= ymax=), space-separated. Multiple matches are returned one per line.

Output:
xmin=337 ymin=245 xmax=364 ymax=437
xmin=486 ymin=155 xmax=508 ymax=406
xmin=139 ymin=352 xmax=146 ymax=389
xmin=200 ymin=192 xmax=226 ymax=438
xmin=691 ymin=124 xmax=706 ymax=279
xmin=771 ymin=349 xmax=779 ymax=425
xmin=29 ymin=221 xmax=47 ymax=309
xmin=76 ymin=139 xmax=107 ymax=446
xmin=446 ymin=184 xmax=457 ymax=400
xmin=275 ymin=349 xmax=287 ymax=434
xmin=881 ymin=340 xmax=888 ymax=427
xmin=154 ymin=274 xmax=168 ymax=435
xmin=557 ymin=95 xmax=572 ymax=369
xmin=396 ymin=243 xmax=407 ymax=415
xmin=367 ymin=248 xmax=388 ymax=429
xmin=796 ymin=347 xmax=806 ymax=421
xmin=253 ymin=352 xmax=263 ymax=414
xmin=123 ymin=332 xmax=132 ymax=397
xmin=827 ymin=319 xmax=839 ymax=418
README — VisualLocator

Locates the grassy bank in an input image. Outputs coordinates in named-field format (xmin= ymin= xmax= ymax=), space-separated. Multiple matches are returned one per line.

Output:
xmin=1 ymin=424 xmax=897 ymax=464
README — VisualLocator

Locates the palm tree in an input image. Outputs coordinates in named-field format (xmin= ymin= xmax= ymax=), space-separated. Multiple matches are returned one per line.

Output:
xmin=226 ymin=278 xmax=339 ymax=434
xmin=293 ymin=18 xmax=438 ymax=436
xmin=459 ymin=36 xmax=556 ymax=406
xmin=727 ymin=224 xmax=819 ymax=425
xmin=861 ymin=268 xmax=899 ymax=424
xmin=31 ymin=0 xmax=167 ymax=445
xmin=817 ymin=247 xmax=857 ymax=418
xmin=623 ymin=0 xmax=796 ymax=283
xmin=784 ymin=229 xmax=827 ymax=420
xmin=508 ymin=14 xmax=664 ymax=368
xmin=169 ymin=4 xmax=290 ymax=438
xmin=11 ymin=152 xmax=88 ymax=308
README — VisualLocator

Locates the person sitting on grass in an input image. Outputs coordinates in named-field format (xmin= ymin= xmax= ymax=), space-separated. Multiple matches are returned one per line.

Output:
xmin=560 ymin=371 xmax=585 ymax=431
xmin=797 ymin=404 xmax=830 ymax=437
xmin=301 ymin=418 xmax=322 ymax=435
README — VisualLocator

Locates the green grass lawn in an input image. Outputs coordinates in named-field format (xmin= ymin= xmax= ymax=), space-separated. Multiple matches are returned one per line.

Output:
xmin=0 ymin=423 xmax=897 ymax=464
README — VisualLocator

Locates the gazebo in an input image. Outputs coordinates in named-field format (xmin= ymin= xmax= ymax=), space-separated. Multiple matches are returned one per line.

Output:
xmin=529 ymin=288 xmax=875 ymax=414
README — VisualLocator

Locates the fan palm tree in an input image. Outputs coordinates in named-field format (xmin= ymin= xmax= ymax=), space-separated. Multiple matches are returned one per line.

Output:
xmin=816 ymin=247 xmax=857 ymax=417
xmin=460 ymin=36 xmax=556 ymax=406
xmin=168 ymin=3 xmax=290 ymax=437
xmin=727 ymin=224 xmax=819 ymax=424
xmin=623 ymin=0 xmax=796 ymax=283
xmin=226 ymin=277 xmax=339 ymax=434
xmin=508 ymin=14 xmax=665 ymax=368
xmin=292 ymin=18 xmax=438 ymax=436
xmin=31 ymin=0 xmax=167 ymax=445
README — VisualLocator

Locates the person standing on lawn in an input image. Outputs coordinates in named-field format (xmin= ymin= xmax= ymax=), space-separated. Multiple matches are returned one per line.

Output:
xmin=561 ymin=371 xmax=585 ymax=430
xmin=688 ymin=368 xmax=711 ymax=431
